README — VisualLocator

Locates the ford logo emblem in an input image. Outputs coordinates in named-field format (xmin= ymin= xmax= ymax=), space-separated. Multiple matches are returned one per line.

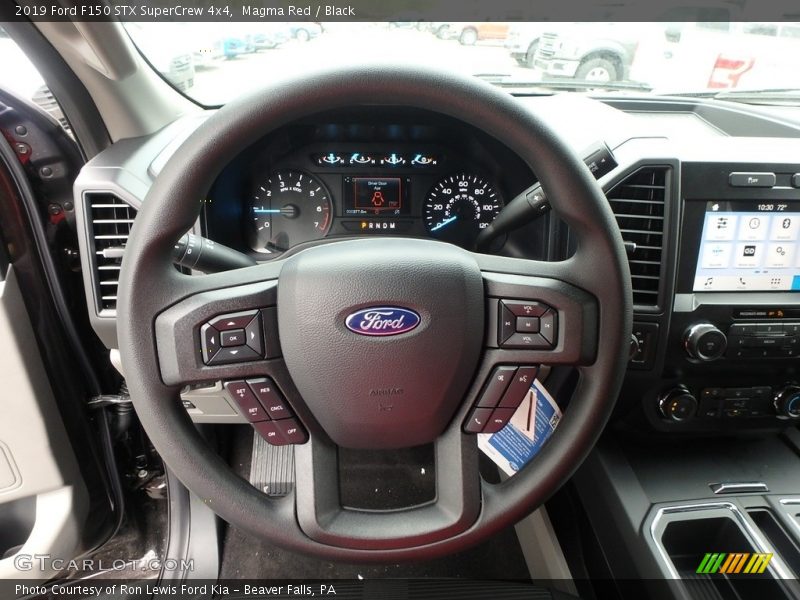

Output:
xmin=345 ymin=307 xmax=421 ymax=337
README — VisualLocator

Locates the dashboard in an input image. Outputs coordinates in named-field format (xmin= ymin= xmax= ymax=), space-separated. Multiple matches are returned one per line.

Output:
xmin=202 ymin=111 xmax=542 ymax=258
xmin=70 ymin=92 xmax=800 ymax=436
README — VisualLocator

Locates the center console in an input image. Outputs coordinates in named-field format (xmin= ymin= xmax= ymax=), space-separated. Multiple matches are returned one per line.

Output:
xmin=637 ymin=162 xmax=800 ymax=432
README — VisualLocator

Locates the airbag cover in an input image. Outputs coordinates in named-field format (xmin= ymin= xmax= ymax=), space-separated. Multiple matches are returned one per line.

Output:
xmin=277 ymin=238 xmax=484 ymax=448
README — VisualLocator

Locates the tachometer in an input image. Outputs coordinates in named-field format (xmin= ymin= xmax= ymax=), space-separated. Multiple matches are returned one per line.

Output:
xmin=250 ymin=170 xmax=332 ymax=252
xmin=424 ymin=173 xmax=502 ymax=248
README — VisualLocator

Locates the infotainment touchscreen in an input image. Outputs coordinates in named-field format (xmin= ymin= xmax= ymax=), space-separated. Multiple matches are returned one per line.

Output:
xmin=693 ymin=201 xmax=800 ymax=292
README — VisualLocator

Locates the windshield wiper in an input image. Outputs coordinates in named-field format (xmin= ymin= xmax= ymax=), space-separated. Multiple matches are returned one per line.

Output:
xmin=711 ymin=88 xmax=800 ymax=106
xmin=474 ymin=73 xmax=652 ymax=93
xmin=667 ymin=88 xmax=800 ymax=105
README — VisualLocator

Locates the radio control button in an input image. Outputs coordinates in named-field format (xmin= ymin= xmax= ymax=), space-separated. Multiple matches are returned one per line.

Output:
xmin=476 ymin=366 xmax=517 ymax=408
xmin=208 ymin=345 xmax=261 ymax=365
xmin=483 ymin=408 xmax=516 ymax=434
xmin=464 ymin=408 xmax=493 ymax=433
xmin=756 ymin=322 xmax=783 ymax=335
xmin=515 ymin=317 xmax=540 ymax=333
xmin=221 ymin=328 xmax=246 ymax=347
xmin=498 ymin=304 xmax=516 ymax=344
xmin=502 ymin=300 xmax=548 ymax=317
xmin=498 ymin=366 xmax=538 ymax=408
xmin=539 ymin=310 xmax=558 ymax=345
xmin=245 ymin=313 xmax=264 ymax=355
xmin=729 ymin=172 xmax=776 ymax=187
xmin=685 ymin=323 xmax=727 ymax=361
xmin=210 ymin=310 xmax=259 ymax=331
xmin=503 ymin=333 xmax=551 ymax=349
xmin=785 ymin=323 xmax=800 ymax=335
xmin=201 ymin=323 xmax=221 ymax=363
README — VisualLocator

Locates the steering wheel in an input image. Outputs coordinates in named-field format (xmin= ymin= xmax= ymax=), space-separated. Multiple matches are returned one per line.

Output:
xmin=117 ymin=65 xmax=632 ymax=561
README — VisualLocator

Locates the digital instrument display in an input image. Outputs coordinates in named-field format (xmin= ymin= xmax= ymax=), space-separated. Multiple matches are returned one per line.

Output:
xmin=693 ymin=200 xmax=800 ymax=292
xmin=343 ymin=176 xmax=410 ymax=216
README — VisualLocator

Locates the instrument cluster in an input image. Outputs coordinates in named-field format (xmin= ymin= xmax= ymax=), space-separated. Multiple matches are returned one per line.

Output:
xmin=244 ymin=145 xmax=507 ymax=254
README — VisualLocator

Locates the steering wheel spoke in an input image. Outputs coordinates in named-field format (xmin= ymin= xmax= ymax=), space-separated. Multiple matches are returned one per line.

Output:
xmin=154 ymin=265 xmax=283 ymax=387
xmin=294 ymin=423 xmax=481 ymax=550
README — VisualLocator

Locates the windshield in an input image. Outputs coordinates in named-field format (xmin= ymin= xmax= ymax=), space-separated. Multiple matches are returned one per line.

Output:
xmin=123 ymin=21 xmax=800 ymax=106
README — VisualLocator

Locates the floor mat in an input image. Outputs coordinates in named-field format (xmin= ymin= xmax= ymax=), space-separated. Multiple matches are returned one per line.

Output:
xmin=220 ymin=427 xmax=531 ymax=580
xmin=219 ymin=522 xmax=531 ymax=580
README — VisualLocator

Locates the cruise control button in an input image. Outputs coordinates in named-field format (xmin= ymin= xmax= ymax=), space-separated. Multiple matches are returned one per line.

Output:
xmin=516 ymin=316 xmax=540 ymax=333
xmin=200 ymin=323 xmax=221 ymax=363
xmin=274 ymin=418 xmax=308 ymax=444
xmin=221 ymin=328 xmax=246 ymax=347
xmin=252 ymin=421 xmax=285 ymax=445
xmin=224 ymin=381 xmax=269 ymax=422
xmin=476 ymin=366 xmax=517 ymax=408
xmin=209 ymin=310 xmax=259 ymax=331
xmin=483 ymin=408 xmax=516 ymax=434
xmin=247 ymin=378 xmax=293 ymax=419
xmin=499 ymin=366 xmax=538 ymax=408
xmin=464 ymin=408 xmax=493 ymax=433
xmin=208 ymin=345 xmax=261 ymax=365
xmin=539 ymin=310 xmax=558 ymax=345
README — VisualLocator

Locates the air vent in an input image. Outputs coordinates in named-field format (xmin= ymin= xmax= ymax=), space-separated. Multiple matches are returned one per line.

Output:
xmin=606 ymin=167 xmax=669 ymax=308
xmin=86 ymin=194 xmax=137 ymax=313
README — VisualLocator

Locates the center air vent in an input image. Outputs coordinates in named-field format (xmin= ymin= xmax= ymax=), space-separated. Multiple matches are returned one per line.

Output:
xmin=86 ymin=193 xmax=137 ymax=313
xmin=606 ymin=167 xmax=669 ymax=308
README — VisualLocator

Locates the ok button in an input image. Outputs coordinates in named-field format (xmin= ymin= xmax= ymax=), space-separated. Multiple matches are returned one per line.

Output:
xmin=221 ymin=328 xmax=246 ymax=347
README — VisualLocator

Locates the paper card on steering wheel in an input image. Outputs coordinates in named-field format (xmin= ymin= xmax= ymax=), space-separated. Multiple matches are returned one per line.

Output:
xmin=478 ymin=379 xmax=562 ymax=477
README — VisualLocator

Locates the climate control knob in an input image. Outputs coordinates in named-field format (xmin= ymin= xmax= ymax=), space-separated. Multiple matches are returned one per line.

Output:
xmin=684 ymin=323 xmax=727 ymax=361
xmin=658 ymin=387 xmax=698 ymax=422
xmin=774 ymin=386 xmax=800 ymax=419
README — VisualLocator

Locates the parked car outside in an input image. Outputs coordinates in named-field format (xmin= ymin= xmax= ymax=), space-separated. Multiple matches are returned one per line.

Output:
xmin=288 ymin=22 xmax=323 ymax=42
xmin=434 ymin=22 xmax=510 ymax=45
xmin=505 ymin=23 xmax=551 ymax=67
xmin=124 ymin=23 xmax=195 ymax=90
xmin=631 ymin=21 xmax=800 ymax=91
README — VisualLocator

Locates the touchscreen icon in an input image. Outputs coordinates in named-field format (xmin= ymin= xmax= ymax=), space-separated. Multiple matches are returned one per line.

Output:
xmin=707 ymin=215 xmax=737 ymax=241
xmin=743 ymin=245 xmax=756 ymax=256
xmin=738 ymin=214 xmax=768 ymax=241
xmin=771 ymin=216 xmax=799 ymax=241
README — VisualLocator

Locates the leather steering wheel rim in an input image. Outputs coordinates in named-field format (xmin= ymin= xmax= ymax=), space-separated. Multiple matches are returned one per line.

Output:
xmin=117 ymin=64 xmax=632 ymax=561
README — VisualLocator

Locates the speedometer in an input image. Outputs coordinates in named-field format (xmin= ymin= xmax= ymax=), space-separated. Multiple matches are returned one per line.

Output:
xmin=424 ymin=173 xmax=502 ymax=248
xmin=250 ymin=169 xmax=332 ymax=252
